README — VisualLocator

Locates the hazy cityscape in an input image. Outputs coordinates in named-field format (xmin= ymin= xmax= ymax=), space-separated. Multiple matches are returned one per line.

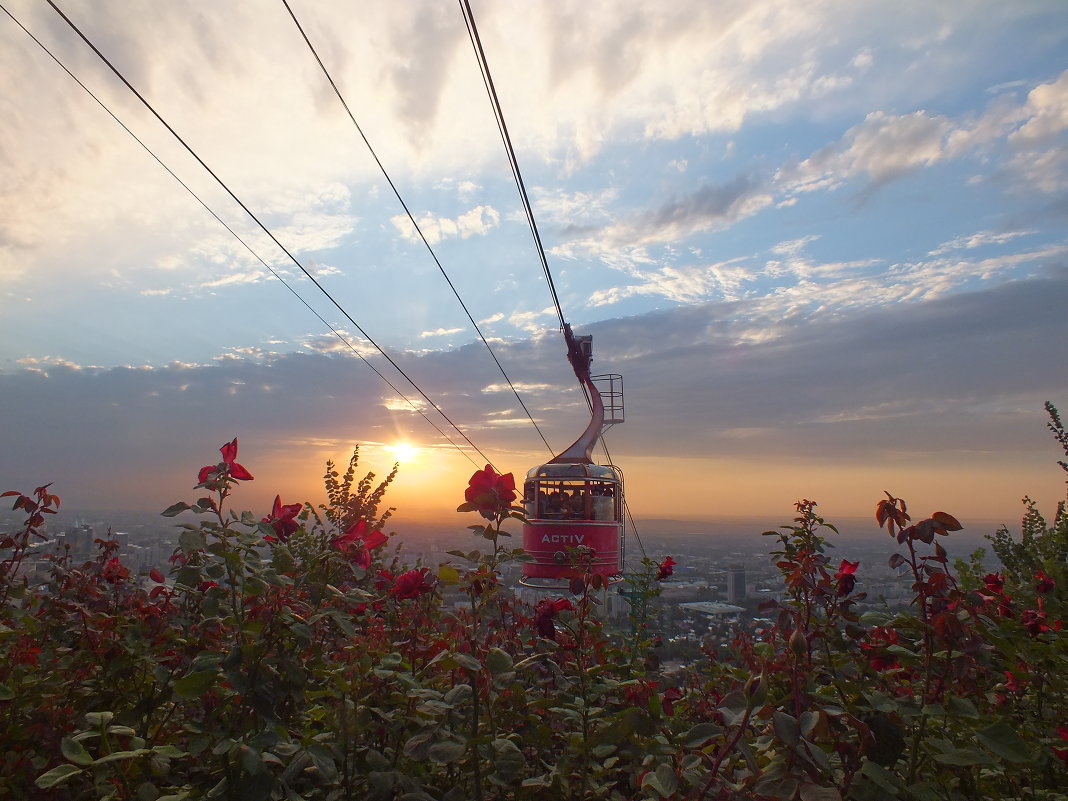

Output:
xmin=4 ymin=502 xmax=1008 ymax=662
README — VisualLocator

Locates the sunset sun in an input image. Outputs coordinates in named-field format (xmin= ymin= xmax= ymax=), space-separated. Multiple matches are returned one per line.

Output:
xmin=386 ymin=442 xmax=420 ymax=463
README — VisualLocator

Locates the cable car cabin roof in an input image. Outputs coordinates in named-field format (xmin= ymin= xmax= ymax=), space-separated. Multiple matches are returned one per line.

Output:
xmin=525 ymin=462 xmax=621 ymax=481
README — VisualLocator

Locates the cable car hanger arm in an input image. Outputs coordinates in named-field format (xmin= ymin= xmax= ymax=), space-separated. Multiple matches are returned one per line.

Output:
xmin=550 ymin=324 xmax=604 ymax=465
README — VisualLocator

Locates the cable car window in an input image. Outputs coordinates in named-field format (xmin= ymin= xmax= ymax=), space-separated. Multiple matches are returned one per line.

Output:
xmin=525 ymin=478 xmax=618 ymax=521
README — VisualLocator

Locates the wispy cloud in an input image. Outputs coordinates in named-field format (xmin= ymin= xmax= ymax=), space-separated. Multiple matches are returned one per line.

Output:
xmin=391 ymin=205 xmax=501 ymax=244
xmin=420 ymin=327 xmax=464 ymax=339
xmin=929 ymin=230 xmax=1034 ymax=256
xmin=780 ymin=111 xmax=955 ymax=196
xmin=3 ymin=269 xmax=1064 ymax=516
xmin=300 ymin=331 xmax=375 ymax=356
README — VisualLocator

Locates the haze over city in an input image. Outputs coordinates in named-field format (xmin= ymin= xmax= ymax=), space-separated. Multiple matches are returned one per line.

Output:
xmin=2 ymin=1 xmax=1067 ymax=534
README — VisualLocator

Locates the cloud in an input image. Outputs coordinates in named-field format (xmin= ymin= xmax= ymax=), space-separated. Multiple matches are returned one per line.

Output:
xmin=391 ymin=205 xmax=501 ymax=245
xmin=582 ymin=228 xmax=1066 ymax=317
xmin=1011 ymin=70 xmax=1068 ymax=142
xmin=382 ymin=3 xmax=465 ymax=140
xmin=587 ymin=259 xmax=754 ymax=306
xmin=420 ymin=327 xmax=464 ymax=339
xmin=507 ymin=307 xmax=557 ymax=335
xmin=533 ymin=187 xmax=620 ymax=228
xmin=598 ymin=266 xmax=1068 ymax=471
xmin=929 ymin=230 xmax=1034 ymax=256
xmin=775 ymin=68 xmax=1068 ymax=202
xmin=550 ymin=175 xmax=774 ymax=283
xmin=5 ymin=266 xmax=1063 ymax=500
xmin=482 ymin=381 xmax=554 ymax=394
xmin=782 ymin=110 xmax=955 ymax=195
xmin=300 ymin=331 xmax=375 ymax=356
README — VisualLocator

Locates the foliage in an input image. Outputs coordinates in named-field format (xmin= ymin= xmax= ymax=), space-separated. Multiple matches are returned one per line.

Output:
xmin=1 ymin=406 xmax=1067 ymax=800
xmin=316 ymin=445 xmax=398 ymax=535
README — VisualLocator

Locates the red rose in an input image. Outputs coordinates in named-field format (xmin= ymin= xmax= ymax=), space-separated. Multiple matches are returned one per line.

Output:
xmin=391 ymin=568 xmax=434 ymax=600
xmin=534 ymin=597 xmax=573 ymax=640
xmin=656 ymin=556 xmax=676 ymax=581
xmin=262 ymin=495 xmax=303 ymax=542
xmin=834 ymin=559 xmax=859 ymax=596
xmin=198 ymin=437 xmax=254 ymax=485
xmin=463 ymin=465 xmax=517 ymax=519
xmin=1036 ymin=570 xmax=1055 ymax=594
xmin=330 ymin=520 xmax=388 ymax=568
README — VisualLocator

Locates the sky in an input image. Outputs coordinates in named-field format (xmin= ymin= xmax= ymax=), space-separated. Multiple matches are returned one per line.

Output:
xmin=2 ymin=0 xmax=1067 ymax=536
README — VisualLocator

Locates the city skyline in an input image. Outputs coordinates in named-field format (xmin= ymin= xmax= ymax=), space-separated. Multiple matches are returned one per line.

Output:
xmin=2 ymin=1 xmax=1067 ymax=527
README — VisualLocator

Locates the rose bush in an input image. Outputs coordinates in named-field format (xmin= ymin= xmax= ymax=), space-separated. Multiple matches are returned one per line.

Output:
xmin=0 ymin=403 xmax=1065 ymax=800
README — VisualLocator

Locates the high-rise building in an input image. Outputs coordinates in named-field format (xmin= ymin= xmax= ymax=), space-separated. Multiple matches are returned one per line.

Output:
xmin=727 ymin=565 xmax=746 ymax=603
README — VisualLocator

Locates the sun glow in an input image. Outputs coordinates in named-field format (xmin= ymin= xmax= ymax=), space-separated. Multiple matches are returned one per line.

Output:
xmin=386 ymin=442 xmax=421 ymax=463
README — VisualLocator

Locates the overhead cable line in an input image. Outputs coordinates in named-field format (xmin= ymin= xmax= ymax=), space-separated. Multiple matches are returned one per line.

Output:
xmin=279 ymin=0 xmax=555 ymax=456
xmin=0 ymin=2 xmax=482 ymax=471
xmin=599 ymin=437 xmax=647 ymax=559
xmin=41 ymin=0 xmax=497 ymax=470
xmin=458 ymin=1 xmax=646 ymax=558
xmin=458 ymin=0 xmax=566 ymax=333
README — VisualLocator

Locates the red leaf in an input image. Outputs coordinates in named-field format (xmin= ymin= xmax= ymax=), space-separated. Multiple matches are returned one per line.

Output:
xmin=912 ymin=521 xmax=935 ymax=543
xmin=931 ymin=511 xmax=963 ymax=531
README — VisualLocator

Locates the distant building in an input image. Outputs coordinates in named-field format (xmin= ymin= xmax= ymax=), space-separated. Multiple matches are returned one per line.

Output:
xmin=679 ymin=600 xmax=745 ymax=618
xmin=727 ymin=565 xmax=746 ymax=603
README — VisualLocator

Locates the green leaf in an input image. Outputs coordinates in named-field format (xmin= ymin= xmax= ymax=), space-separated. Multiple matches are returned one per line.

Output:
xmin=0 ymin=682 xmax=13 ymax=701
xmin=485 ymin=648 xmax=514 ymax=675
xmin=84 ymin=711 xmax=114 ymax=728
xmin=932 ymin=748 xmax=986 ymax=766
xmin=773 ymin=710 xmax=800 ymax=746
xmin=428 ymin=739 xmax=467 ymax=763
xmin=976 ymin=720 xmax=1031 ymax=763
xmin=365 ymin=749 xmax=390 ymax=771
xmin=454 ymin=652 xmax=481 ymax=672
xmin=445 ymin=684 xmax=473 ymax=705
xmin=152 ymin=745 xmax=187 ymax=758
xmin=754 ymin=777 xmax=799 ymax=800
xmin=860 ymin=760 xmax=903 ymax=793
xmin=945 ymin=696 xmax=979 ymax=719
xmin=682 ymin=722 xmax=724 ymax=747
xmin=95 ymin=749 xmax=150 ymax=764
xmin=178 ymin=528 xmax=207 ymax=553
xmin=35 ymin=763 xmax=83 ymax=788
xmin=641 ymin=764 xmax=679 ymax=798
xmin=800 ymin=784 xmax=841 ymax=801
xmin=490 ymin=738 xmax=525 ymax=782
xmin=236 ymin=745 xmax=261 ymax=776
xmin=438 ymin=564 xmax=460 ymax=584
xmin=904 ymin=781 xmax=942 ymax=801
xmin=173 ymin=670 xmax=217 ymax=699
xmin=61 ymin=737 xmax=94 ymax=766
xmin=161 ymin=502 xmax=191 ymax=517
xmin=307 ymin=744 xmax=339 ymax=782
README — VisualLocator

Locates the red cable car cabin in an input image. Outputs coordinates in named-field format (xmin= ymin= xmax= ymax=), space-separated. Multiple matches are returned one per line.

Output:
xmin=520 ymin=328 xmax=624 ymax=587
xmin=521 ymin=462 xmax=623 ymax=585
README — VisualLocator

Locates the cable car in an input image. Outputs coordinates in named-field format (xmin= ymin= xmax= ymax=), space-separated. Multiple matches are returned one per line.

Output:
xmin=520 ymin=326 xmax=624 ymax=588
